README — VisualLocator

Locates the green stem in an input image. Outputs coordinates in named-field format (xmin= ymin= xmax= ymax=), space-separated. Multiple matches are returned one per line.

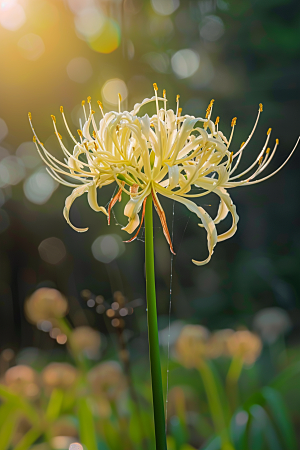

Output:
xmin=198 ymin=361 xmax=235 ymax=450
xmin=226 ymin=356 xmax=244 ymax=412
xmin=145 ymin=195 xmax=167 ymax=450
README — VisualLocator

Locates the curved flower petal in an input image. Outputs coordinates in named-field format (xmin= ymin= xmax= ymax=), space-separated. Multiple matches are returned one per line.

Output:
xmin=168 ymin=164 xmax=179 ymax=189
xmin=214 ymin=187 xmax=239 ymax=241
xmin=63 ymin=184 xmax=89 ymax=232
xmin=87 ymin=183 xmax=108 ymax=215
xmin=122 ymin=186 xmax=151 ymax=234
xmin=161 ymin=193 xmax=218 ymax=265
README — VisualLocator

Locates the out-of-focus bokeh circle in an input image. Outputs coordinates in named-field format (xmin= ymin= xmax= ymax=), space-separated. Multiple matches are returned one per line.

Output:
xmin=66 ymin=56 xmax=93 ymax=83
xmin=23 ymin=168 xmax=58 ymax=204
xmin=74 ymin=6 xmax=104 ymax=39
xmin=16 ymin=142 xmax=41 ymax=169
xmin=171 ymin=49 xmax=200 ymax=79
xmin=69 ymin=444 xmax=83 ymax=450
xmin=143 ymin=52 xmax=169 ymax=73
xmin=0 ymin=118 xmax=8 ymax=142
xmin=0 ymin=3 xmax=26 ymax=31
xmin=68 ymin=0 xmax=94 ymax=14
xmin=91 ymin=234 xmax=125 ymax=264
xmin=0 ymin=156 xmax=25 ymax=187
xmin=88 ymin=18 xmax=120 ymax=54
xmin=102 ymin=78 xmax=128 ymax=105
xmin=151 ymin=0 xmax=179 ymax=16
xmin=199 ymin=15 xmax=225 ymax=42
xmin=38 ymin=237 xmax=67 ymax=265
xmin=17 ymin=33 xmax=45 ymax=61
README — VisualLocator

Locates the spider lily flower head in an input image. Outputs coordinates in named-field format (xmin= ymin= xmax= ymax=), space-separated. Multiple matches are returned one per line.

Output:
xmin=4 ymin=365 xmax=40 ymax=399
xmin=69 ymin=326 xmax=101 ymax=358
xmin=87 ymin=361 xmax=127 ymax=400
xmin=25 ymin=287 xmax=68 ymax=326
xmin=175 ymin=324 xmax=210 ymax=368
xmin=42 ymin=362 xmax=78 ymax=391
xmin=28 ymin=86 xmax=299 ymax=265
xmin=226 ymin=330 xmax=262 ymax=365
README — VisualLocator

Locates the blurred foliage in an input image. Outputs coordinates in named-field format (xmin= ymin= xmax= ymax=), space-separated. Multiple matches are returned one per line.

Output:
xmin=0 ymin=288 xmax=299 ymax=449
xmin=0 ymin=0 xmax=300 ymax=447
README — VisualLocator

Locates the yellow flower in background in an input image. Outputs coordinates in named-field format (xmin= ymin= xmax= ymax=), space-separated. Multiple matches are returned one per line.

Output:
xmin=28 ymin=85 xmax=299 ymax=265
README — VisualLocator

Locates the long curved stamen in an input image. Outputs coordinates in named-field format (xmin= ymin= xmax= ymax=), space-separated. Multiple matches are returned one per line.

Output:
xmin=230 ymin=128 xmax=272 ymax=181
xmin=60 ymin=106 xmax=78 ymax=145
xmin=81 ymin=100 xmax=87 ymax=122
xmin=227 ymin=117 xmax=237 ymax=149
xmin=232 ymin=104 xmax=262 ymax=159
xmin=118 ymin=93 xmax=122 ymax=113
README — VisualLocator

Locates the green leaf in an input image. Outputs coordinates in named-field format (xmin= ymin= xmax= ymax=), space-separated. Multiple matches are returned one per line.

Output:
xmin=271 ymin=361 xmax=300 ymax=393
xmin=248 ymin=405 xmax=266 ymax=450
xmin=230 ymin=410 xmax=250 ymax=450
xmin=0 ymin=404 xmax=18 ymax=450
xmin=77 ymin=397 xmax=98 ymax=450
xmin=249 ymin=404 xmax=282 ymax=450
xmin=200 ymin=436 xmax=221 ymax=450
xmin=262 ymin=387 xmax=297 ymax=450
xmin=45 ymin=388 xmax=64 ymax=422
xmin=13 ymin=426 xmax=42 ymax=450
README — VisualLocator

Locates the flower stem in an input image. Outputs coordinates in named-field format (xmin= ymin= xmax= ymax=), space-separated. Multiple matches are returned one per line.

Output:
xmin=145 ymin=194 xmax=167 ymax=450
xmin=198 ymin=360 xmax=235 ymax=450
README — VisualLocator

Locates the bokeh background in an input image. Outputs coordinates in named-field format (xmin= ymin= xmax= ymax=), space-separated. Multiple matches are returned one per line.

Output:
xmin=0 ymin=0 xmax=300 ymax=445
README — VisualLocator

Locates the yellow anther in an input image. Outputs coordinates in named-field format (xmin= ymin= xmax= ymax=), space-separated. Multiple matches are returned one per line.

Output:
xmin=240 ymin=141 xmax=245 ymax=148
xmin=97 ymin=100 xmax=103 ymax=109
xmin=81 ymin=100 xmax=85 ymax=106
xmin=92 ymin=130 xmax=96 ymax=138
xmin=28 ymin=112 xmax=32 ymax=120
xmin=118 ymin=93 xmax=122 ymax=102
xmin=51 ymin=115 xmax=56 ymax=123
xmin=229 ymin=151 xmax=233 ymax=164
xmin=266 ymin=147 xmax=270 ymax=154
xmin=94 ymin=142 xmax=98 ymax=150
xmin=176 ymin=94 xmax=180 ymax=102
xmin=33 ymin=136 xmax=36 ymax=142
xmin=40 ymin=142 xmax=43 ymax=146
xmin=178 ymin=107 xmax=182 ymax=116
xmin=77 ymin=129 xmax=83 ymax=137
xmin=215 ymin=116 xmax=220 ymax=125
xmin=84 ymin=142 xmax=88 ymax=150
xmin=267 ymin=128 xmax=272 ymax=135
xmin=231 ymin=117 xmax=237 ymax=127
xmin=153 ymin=83 xmax=158 ymax=91
xmin=56 ymin=132 xmax=62 ymax=140
xmin=205 ymin=99 xmax=215 ymax=118
xmin=258 ymin=156 xmax=263 ymax=165
xmin=163 ymin=89 xmax=166 ymax=98
xmin=87 ymin=96 xmax=91 ymax=103
xmin=276 ymin=138 xmax=279 ymax=145
xmin=60 ymin=106 xmax=64 ymax=113
xmin=259 ymin=103 xmax=263 ymax=112
xmin=91 ymin=110 xmax=95 ymax=114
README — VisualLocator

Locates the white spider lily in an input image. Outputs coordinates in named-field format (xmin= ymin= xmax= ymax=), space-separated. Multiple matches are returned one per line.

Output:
xmin=28 ymin=86 xmax=299 ymax=265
